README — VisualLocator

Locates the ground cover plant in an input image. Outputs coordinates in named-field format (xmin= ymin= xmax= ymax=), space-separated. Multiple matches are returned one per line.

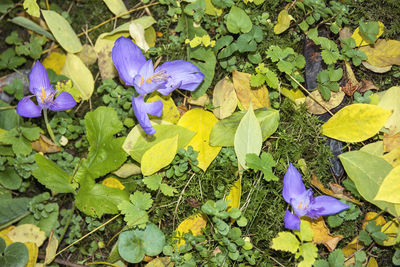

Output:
xmin=0 ymin=0 xmax=400 ymax=266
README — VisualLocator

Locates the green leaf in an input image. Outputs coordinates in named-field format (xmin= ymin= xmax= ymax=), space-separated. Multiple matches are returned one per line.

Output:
xmin=23 ymin=0 xmax=40 ymax=17
xmin=10 ymin=16 xmax=54 ymax=40
xmin=264 ymin=70 xmax=279 ymax=89
xmin=75 ymin=107 xmax=127 ymax=183
xmin=359 ymin=230 xmax=372 ymax=245
xmin=296 ymin=220 xmax=313 ymax=242
xmin=296 ymin=242 xmax=317 ymax=267
xmin=355 ymin=250 xmax=366 ymax=263
xmin=21 ymin=126 xmax=40 ymax=141
xmin=371 ymin=231 xmax=388 ymax=243
xmin=143 ymin=174 xmax=162 ymax=191
xmin=246 ymin=152 xmax=278 ymax=181
xmin=41 ymin=10 xmax=82 ymax=53
xmin=0 ymin=48 xmax=26 ymax=70
xmin=210 ymin=108 xmax=279 ymax=147
xmin=234 ymin=105 xmax=262 ymax=169
xmin=189 ymin=46 xmax=216 ymax=98
xmin=271 ymin=232 xmax=300 ymax=253
xmin=328 ymin=249 xmax=345 ymax=267
xmin=0 ymin=242 xmax=29 ymax=267
xmin=0 ymin=168 xmax=22 ymax=190
xmin=0 ymin=100 xmax=20 ymax=130
xmin=124 ymin=124 xmax=195 ymax=163
xmin=0 ymin=197 xmax=30 ymax=227
xmin=339 ymin=151 xmax=397 ymax=216
xmin=359 ymin=21 xmax=380 ymax=44
xmin=159 ymin=183 xmax=177 ymax=196
xmin=118 ymin=223 xmax=165 ymax=263
xmin=250 ymin=73 xmax=266 ymax=87
xmin=393 ymin=250 xmax=400 ymax=265
xmin=75 ymin=182 xmax=129 ymax=217
xmin=327 ymin=215 xmax=343 ymax=228
xmin=118 ymin=201 xmax=149 ymax=228
xmin=225 ymin=6 xmax=252 ymax=34
xmin=32 ymin=153 xmax=75 ymax=193
xmin=19 ymin=203 xmax=59 ymax=236
xmin=130 ymin=191 xmax=153 ymax=211
xmin=236 ymin=216 xmax=248 ymax=227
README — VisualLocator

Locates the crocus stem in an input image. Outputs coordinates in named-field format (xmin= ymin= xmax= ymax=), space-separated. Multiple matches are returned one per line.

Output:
xmin=43 ymin=108 xmax=57 ymax=145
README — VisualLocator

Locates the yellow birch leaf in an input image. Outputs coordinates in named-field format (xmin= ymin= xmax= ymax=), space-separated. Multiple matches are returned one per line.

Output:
xmin=141 ymin=135 xmax=179 ymax=176
xmin=212 ymin=76 xmax=238 ymax=119
xmin=177 ymin=109 xmax=221 ymax=171
xmin=113 ymin=163 xmax=142 ymax=178
xmin=352 ymin=21 xmax=384 ymax=47
xmin=374 ymin=166 xmax=400 ymax=203
xmin=380 ymin=219 xmax=399 ymax=246
xmin=232 ymin=70 xmax=270 ymax=110
xmin=174 ymin=213 xmax=207 ymax=248
xmin=103 ymin=0 xmax=129 ymax=18
xmin=366 ymin=257 xmax=378 ymax=267
xmin=384 ymin=132 xmax=400 ymax=153
xmin=378 ymin=86 xmax=400 ymax=135
xmin=225 ymin=178 xmax=241 ymax=211
xmin=6 ymin=224 xmax=46 ymax=247
xmin=102 ymin=177 xmax=125 ymax=190
xmin=94 ymin=34 xmax=118 ymax=80
xmin=306 ymin=90 xmax=345 ymax=115
xmin=360 ymin=141 xmax=384 ymax=156
xmin=274 ymin=9 xmax=293 ymax=35
xmin=0 ymin=226 xmax=15 ymax=246
xmin=362 ymin=212 xmax=386 ymax=229
xmin=322 ymin=104 xmax=392 ymax=142
xmin=61 ymin=53 xmax=94 ymax=101
xmin=188 ymin=94 xmax=210 ymax=107
xmin=304 ymin=217 xmax=342 ymax=252
xmin=383 ymin=145 xmax=400 ymax=167
xmin=280 ymin=87 xmax=305 ymax=103
xmin=359 ymin=39 xmax=400 ymax=68
xmin=25 ymin=241 xmax=38 ymax=267
xmin=205 ymin=0 xmax=222 ymax=16
xmin=147 ymin=94 xmax=180 ymax=124
xmin=77 ymin=44 xmax=97 ymax=66
xmin=145 ymin=257 xmax=174 ymax=267
xmin=44 ymin=232 xmax=58 ymax=264
xmin=42 ymin=52 xmax=66 ymax=74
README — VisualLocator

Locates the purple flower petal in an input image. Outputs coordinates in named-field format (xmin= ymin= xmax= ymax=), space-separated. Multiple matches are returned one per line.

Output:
xmin=29 ymin=61 xmax=53 ymax=95
xmin=155 ymin=60 xmax=205 ymax=95
xmin=132 ymin=59 xmax=164 ymax=95
xmin=307 ymin=196 xmax=350 ymax=217
xmin=284 ymin=210 xmax=301 ymax=231
xmin=132 ymin=95 xmax=163 ymax=135
xmin=112 ymin=37 xmax=146 ymax=86
xmin=48 ymin=92 xmax=77 ymax=111
xmin=291 ymin=189 xmax=313 ymax=218
xmin=16 ymin=96 xmax=42 ymax=118
xmin=282 ymin=163 xmax=307 ymax=204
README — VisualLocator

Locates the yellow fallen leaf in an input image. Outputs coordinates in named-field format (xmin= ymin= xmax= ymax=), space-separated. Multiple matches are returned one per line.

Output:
xmin=102 ymin=177 xmax=125 ymax=190
xmin=359 ymin=39 xmax=400 ymax=68
xmin=141 ymin=135 xmax=178 ymax=176
xmin=384 ymin=132 xmax=400 ymax=152
xmin=232 ymin=70 xmax=270 ymax=110
xmin=306 ymin=90 xmax=345 ymax=115
xmin=352 ymin=21 xmax=384 ymax=47
xmin=103 ymin=0 xmax=129 ymax=18
xmin=225 ymin=178 xmax=241 ymax=211
xmin=212 ymin=76 xmax=238 ymax=119
xmin=61 ymin=53 xmax=94 ymax=101
xmin=274 ymin=9 xmax=293 ymax=35
xmin=44 ymin=232 xmax=58 ymax=264
xmin=6 ymin=224 xmax=46 ymax=247
xmin=175 ymin=213 xmax=207 ymax=248
xmin=145 ymin=257 xmax=174 ymax=267
xmin=94 ymin=33 xmax=119 ymax=80
xmin=204 ymin=0 xmax=222 ymax=16
xmin=0 ymin=226 xmax=15 ymax=246
xmin=322 ymin=104 xmax=392 ymax=142
xmin=32 ymin=134 xmax=61 ymax=154
xmin=42 ymin=52 xmax=66 ymax=74
xmin=188 ymin=94 xmax=210 ymax=107
xmin=383 ymin=145 xmax=400 ymax=167
xmin=147 ymin=93 xmax=180 ymax=124
xmin=77 ymin=44 xmax=97 ymax=66
xmin=280 ymin=87 xmax=305 ymax=103
xmin=378 ymin=86 xmax=400 ymax=135
xmin=374 ymin=166 xmax=400 ymax=203
xmin=25 ymin=241 xmax=38 ymax=267
xmin=304 ymin=217 xmax=342 ymax=252
xmin=362 ymin=212 xmax=386 ymax=230
xmin=129 ymin=22 xmax=150 ymax=52
xmin=366 ymin=257 xmax=378 ymax=267
xmin=362 ymin=61 xmax=392 ymax=73
xmin=113 ymin=163 xmax=141 ymax=178
xmin=177 ymin=109 xmax=221 ymax=171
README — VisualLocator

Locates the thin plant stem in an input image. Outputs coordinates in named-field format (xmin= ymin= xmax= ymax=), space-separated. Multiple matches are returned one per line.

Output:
xmin=54 ymin=214 xmax=120 ymax=258
xmin=0 ymin=106 xmax=16 ymax=110
xmin=43 ymin=108 xmax=57 ymax=145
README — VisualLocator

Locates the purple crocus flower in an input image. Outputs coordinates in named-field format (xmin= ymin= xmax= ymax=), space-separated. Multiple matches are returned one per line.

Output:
xmin=283 ymin=163 xmax=349 ymax=231
xmin=16 ymin=61 xmax=76 ymax=118
xmin=112 ymin=36 xmax=205 ymax=135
